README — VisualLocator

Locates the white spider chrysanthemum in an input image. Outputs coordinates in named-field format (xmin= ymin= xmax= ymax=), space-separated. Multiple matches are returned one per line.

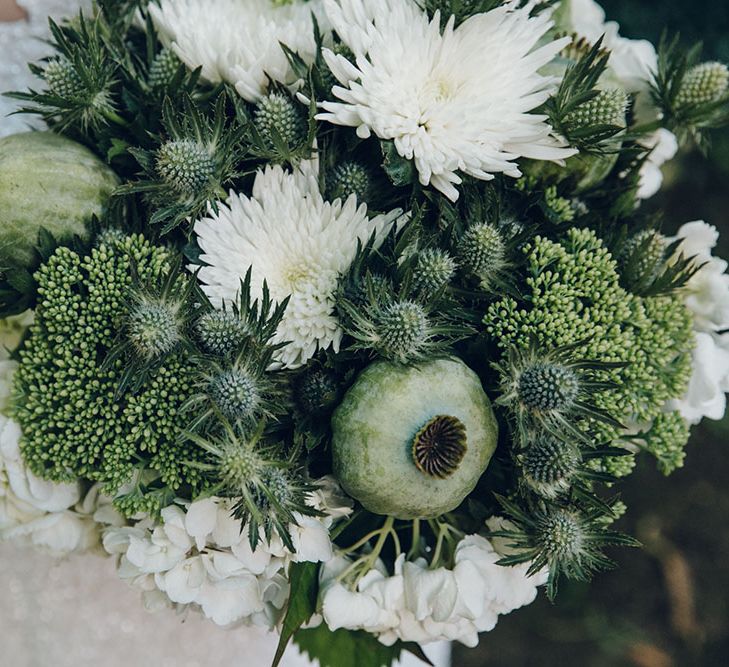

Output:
xmin=317 ymin=0 xmax=576 ymax=201
xmin=194 ymin=160 xmax=401 ymax=369
xmin=148 ymin=0 xmax=324 ymax=101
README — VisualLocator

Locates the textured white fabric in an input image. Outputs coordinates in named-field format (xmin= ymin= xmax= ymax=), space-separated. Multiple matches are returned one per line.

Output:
xmin=0 ymin=3 xmax=450 ymax=665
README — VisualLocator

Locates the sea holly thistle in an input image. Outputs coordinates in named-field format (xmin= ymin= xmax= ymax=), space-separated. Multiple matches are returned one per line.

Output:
xmin=185 ymin=419 xmax=320 ymax=551
xmin=489 ymin=495 xmax=640 ymax=599
xmin=118 ymin=92 xmax=246 ymax=232
xmin=543 ymin=37 xmax=625 ymax=155
xmin=651 ymin=33 xmax=729 ymax=148
xmin=494 ymin=341 xmax=625 ymax=443
xmin=9 ymin=13 xmax=125 ymax=135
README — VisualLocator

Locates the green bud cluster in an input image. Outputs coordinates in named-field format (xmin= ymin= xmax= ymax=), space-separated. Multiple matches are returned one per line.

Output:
xmin=676 ymin=61 xmax=729 ymax=108
xmin=328 ymin=161 xmax=372 ymax=203
xmin=13 ymin=235 xmax=207 ymax=509
xmin=254 ymin=93 xmax=307 ymax=147
xmin=156 ymin=139 xmax=216 ymax=195
xmin=148 ymin=49 xmax=182 ymax=89
xmin=486 ymin=228 xmax=694 ymax=470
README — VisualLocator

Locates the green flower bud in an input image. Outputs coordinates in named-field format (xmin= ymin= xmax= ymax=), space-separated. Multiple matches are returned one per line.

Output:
xmin=128 ymin=299 xmax=182 ymax=359
xmin=44 ymin=58 xmax=84 ymax=99
xmin=536 ymin=509 xmax=585 ymax=561
xmin=620 ymin=229 xmax=667 ymax=287
xmin=566 ymin=88 xmax=628 ymax=129
xmin=296 ymin=369 xmax=340 ymax=414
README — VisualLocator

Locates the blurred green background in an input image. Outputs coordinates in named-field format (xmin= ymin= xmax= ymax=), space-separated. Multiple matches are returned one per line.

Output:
xmin=453 ymin=2 xmax=729 ymax=666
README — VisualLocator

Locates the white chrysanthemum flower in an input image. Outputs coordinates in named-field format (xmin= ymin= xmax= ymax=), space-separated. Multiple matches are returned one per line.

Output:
xmin=317 ymin=0 xmax=575 ymax=201
xmin=194 ymin=160 xmax=401 ymax=369
xmin=148 ymin=0 xmax=325 ymax=101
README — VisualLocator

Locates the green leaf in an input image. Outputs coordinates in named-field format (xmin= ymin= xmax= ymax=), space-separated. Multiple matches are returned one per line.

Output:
xmin=294 ymin=625 xmax=426 ymax=667
xmin=271 ymin=562 xmax=320 ymax=667
xmin=381 ymin=140 xmax=417 ymax=187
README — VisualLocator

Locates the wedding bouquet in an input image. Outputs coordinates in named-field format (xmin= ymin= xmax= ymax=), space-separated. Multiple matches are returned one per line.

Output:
xmin=2 ymin=0 xmax=729 ymax=665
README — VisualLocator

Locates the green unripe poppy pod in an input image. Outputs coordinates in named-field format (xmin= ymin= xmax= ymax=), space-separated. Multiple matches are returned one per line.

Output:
xmin=331 ymin=358 xmax=498 ymax=519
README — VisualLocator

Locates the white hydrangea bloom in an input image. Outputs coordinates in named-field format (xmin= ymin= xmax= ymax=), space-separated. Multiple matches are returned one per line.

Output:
xmin=319 ymin=530 xmax=546 ymax=647
xmin=0 ymin=415 xmax=101 ymax=556
xmin=671 ymin=221 xmax=729 ymax=332
xmin=194 ymin=160 xmax=401 ymax=369
xmin=148 ymin=0 xmax=325 ymax=101
xmin=102 ymin=479 xmax=351 ymax=628
xmin=667 ymin=332 xmax=729 ymax=424
xmin=637 ymin=128 xmax=679 ymax=200
xmin=317 ymin=0 xmax=575 ymax=201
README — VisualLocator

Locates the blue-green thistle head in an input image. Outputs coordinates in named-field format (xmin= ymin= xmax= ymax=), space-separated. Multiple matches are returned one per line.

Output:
xmin=148 ymin=49 xmax=182 ymax=89
xmin=458 ymin=222 xmax=506 ymax=286
xmin=156 ymin=139 xmax=216 ymax=195
xmin=413 ymin=248 xmax=456 ymax=295
xmin=254 ymin=93 xmax=307 ymax=147
xmin=127 ymin=298 xmax=183 ymax=360
xmin=328 ymin=161 xmax=372 ymax=203
xmin=521 ymin=435 xmax=581 ymax=498
xmin=536 ymin=509 xmax=586 ymax=561
xmin=518 ymin=362 xmax=579 ymax=413
xmin=676 ymin=61 xmax=729 ymax=108
xmin=208 ymin=368 xmax=261 ymax=422
xmin=566 ymin=88 xmax=628 ymax=129
xmin=44 ymin=58 xmax=83 ymax=99
xmin=296 ymin=368 xmax=339 ymax=414
xmin=377 ymin=300 xmax=429 ymax=361
xmin=218 ymin=441 xmax=263 ymax=489
xmin=196 ymin=310 xmax=250 ymax=357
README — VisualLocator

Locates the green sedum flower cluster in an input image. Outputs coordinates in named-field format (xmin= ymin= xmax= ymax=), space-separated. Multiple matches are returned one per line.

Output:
xmin=486 ymin=228 xmax=694 ymax=474
xmin=13 ymin=234 xmax=207 ymax=512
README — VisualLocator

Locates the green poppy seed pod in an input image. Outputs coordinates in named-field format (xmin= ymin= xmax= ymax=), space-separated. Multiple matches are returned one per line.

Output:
xmin=522 ymin=435 xmax=581 ymax=498
xmin=254 ymin=93 xmax=307 ymax=147
xmin=328 ymin=161 xmax=372 ymax=203
xmin=566 ymin=88 xmax=628 ymax=130
xmin=156 ymin=139 xmax=216 ymax=195
xmin=536 ymin=509 xmax=586 ymax=560
xmin=148 ymin=49 xmax=182 ymax=89
xmin=676 ymin=61 xmax=729 ymax=108
xmin=196 ymin=311 xmax=249 ymax=357
xmin=331 ymin=358 xmax=498 ymax=519
xmin=517 ymin=362 xmax=579 ymax=413
xmin=458 ymin=222 xmax=506 ymax=286
xmin=413 ymin=248 xmax=457 ymax=296
xmin=208 ymin=368 xmax=260 ymax=422
xmin=377 ymin=301 xmax=429 ymax=362
xmin=44 ymin=58 xmax=84 ymax=99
